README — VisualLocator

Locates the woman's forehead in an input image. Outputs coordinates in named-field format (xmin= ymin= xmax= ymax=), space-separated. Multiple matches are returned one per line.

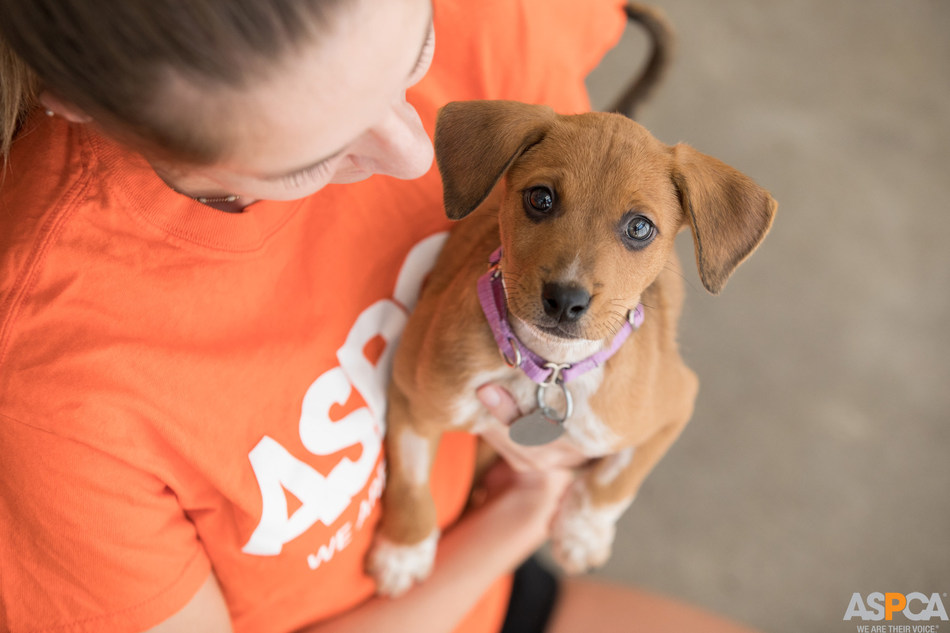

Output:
xmin=164 ymin=0 xmax=433 ymax=174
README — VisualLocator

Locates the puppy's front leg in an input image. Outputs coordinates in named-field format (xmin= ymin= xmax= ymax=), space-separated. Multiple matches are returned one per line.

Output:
xmin=367 ymin=387 xmax=442 ymax=597
xmin=551 ymin=420 xmax=688 ymax=574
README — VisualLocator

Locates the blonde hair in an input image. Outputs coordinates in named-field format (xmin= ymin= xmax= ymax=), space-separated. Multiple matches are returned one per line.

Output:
xmin=0 ymin=0 xmax=348 ymax=163
xmin=1 ymin=35 xmax=39 ymax=159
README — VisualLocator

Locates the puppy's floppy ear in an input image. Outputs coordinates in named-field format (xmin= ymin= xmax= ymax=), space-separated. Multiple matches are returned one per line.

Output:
xmin=672 ymin=143 xmax=777 ymax=294
xmin=435 ymin=100 xmax=556 ymax=220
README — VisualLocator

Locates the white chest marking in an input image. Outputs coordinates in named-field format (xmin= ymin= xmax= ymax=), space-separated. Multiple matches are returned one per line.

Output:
xmin=559 ymin=366 xmax=618 ymax=456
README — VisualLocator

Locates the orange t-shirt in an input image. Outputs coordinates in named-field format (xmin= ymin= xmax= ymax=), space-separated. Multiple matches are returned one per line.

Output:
xmin=0 ymin=1 xmax=626 ymax=632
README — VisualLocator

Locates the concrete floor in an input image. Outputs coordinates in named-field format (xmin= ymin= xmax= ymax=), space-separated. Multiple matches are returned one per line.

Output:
xmin=582 ymin=1 xmax=950 ymax=631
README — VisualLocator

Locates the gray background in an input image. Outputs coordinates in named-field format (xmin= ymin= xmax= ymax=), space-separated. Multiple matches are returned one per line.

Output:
xmin=582 ymin=1 xmax=950 ymax=631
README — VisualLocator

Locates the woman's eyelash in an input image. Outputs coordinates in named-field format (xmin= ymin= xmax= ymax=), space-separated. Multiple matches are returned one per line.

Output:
xmin=410 ymin=26 xmax=435 ymax=80
xmin=280 ymin=159 xmax=332 ymax=188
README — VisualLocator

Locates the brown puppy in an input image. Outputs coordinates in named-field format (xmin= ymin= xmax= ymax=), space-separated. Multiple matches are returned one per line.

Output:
xmin=368 ymin=100 xmax=777 ymax=596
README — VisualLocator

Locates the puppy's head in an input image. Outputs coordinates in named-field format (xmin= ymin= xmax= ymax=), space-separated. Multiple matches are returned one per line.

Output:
xmin=435 ymin=100 xmax=777 ymax=342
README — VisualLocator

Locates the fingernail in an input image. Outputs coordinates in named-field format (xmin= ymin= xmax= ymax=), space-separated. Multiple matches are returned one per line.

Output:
xmin=478 ymin=386 xmax=501 ymax=408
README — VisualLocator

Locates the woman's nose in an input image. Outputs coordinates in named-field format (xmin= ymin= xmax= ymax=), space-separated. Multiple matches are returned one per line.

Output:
xmin=350 ymin=97 xmax=433 ymax=180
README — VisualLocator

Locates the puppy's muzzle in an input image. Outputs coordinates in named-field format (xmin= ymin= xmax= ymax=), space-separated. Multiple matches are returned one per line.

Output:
xmin=542 ymin=282 xmax=591 ymax=323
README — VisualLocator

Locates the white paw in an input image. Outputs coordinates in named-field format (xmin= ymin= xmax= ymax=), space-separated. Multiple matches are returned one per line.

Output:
xmin=367 ymin=530 xmax=439 ymax=597
xmin=550 ymin=481 xmax=632 ymax=574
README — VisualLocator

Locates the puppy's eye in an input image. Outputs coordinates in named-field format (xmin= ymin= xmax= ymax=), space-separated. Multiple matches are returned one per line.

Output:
xmin=626 ymin=217 xmax=654 ymax=240
xmin=622 ymin=215 xmax=657 ymax=248
xmin=523 ymin=186 xmax=555 ymax=214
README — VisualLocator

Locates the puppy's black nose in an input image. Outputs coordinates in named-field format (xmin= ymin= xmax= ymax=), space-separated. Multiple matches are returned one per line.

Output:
xmin=541 ymin=283 xmax=591 ymax=323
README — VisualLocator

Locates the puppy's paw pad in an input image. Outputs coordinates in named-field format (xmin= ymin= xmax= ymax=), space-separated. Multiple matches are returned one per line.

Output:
xmin=367 ymin=530 xmax=439 ymax=597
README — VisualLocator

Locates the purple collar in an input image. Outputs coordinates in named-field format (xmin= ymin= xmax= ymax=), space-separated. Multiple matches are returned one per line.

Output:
xmin=477 ymin=248 xmax=643 ymax=386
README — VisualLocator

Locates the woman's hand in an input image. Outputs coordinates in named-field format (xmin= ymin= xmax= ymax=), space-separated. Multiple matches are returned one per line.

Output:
xmin=475 ymin=384 xmax=590 ymax=472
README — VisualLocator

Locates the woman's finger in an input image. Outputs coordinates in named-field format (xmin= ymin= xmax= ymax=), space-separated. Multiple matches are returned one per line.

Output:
xmin=476 ymin=384 xmax=521 ymax=425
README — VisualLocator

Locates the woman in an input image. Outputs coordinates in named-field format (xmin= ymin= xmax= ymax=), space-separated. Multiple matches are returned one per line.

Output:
xmin=0 ymin=0 xmax=759 ymax=631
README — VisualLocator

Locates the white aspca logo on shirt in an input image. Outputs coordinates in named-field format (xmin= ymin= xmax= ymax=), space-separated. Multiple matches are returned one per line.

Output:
xmin=241 ymin=233 xmax=448 ymax=559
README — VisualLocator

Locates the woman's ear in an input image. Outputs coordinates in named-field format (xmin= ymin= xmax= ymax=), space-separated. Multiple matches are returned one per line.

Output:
xmin=672 ymin=143 xmax=777 ymax=294
xmin=39 ymin=91 xmax=93 ymax=123
xmin=434 ymin=100 xmax=555 ymax=220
